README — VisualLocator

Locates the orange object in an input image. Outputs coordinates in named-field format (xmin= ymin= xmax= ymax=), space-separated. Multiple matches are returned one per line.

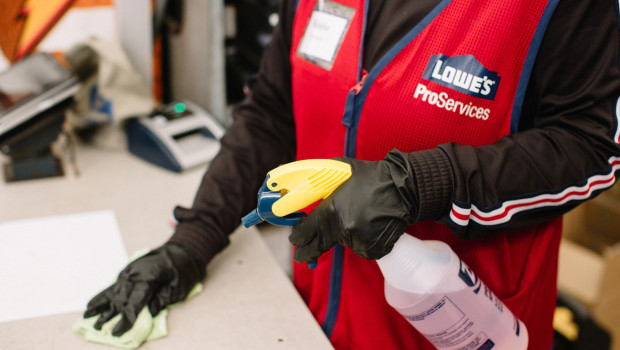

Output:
xmin=15 ymin=0 xmax=76 ymax=60
xmin=0 ymin=0 xmax=28 ymax=62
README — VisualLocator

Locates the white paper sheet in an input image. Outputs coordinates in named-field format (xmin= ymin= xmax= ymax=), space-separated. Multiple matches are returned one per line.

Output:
xmin=0 ymin=210 xmax=128 ymax=323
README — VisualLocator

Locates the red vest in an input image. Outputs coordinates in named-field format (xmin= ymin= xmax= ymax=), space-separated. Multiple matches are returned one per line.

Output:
xmin=290 ymin=1 xmax=561 ymax=349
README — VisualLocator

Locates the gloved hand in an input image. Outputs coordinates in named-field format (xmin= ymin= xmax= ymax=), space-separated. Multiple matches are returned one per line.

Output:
xmin=289 ymin=149 xmax=419 ymax=263
xmin=84 ymin=243 xmax=205 ymax=336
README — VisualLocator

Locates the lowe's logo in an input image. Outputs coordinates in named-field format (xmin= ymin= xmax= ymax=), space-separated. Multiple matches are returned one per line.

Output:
xmin=422 ymin=54 xmax=500 ymax=100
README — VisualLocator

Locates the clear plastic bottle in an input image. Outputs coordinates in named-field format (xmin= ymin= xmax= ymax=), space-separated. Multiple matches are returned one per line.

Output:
xmin=377 ymin=234 xmax=528 ymax=350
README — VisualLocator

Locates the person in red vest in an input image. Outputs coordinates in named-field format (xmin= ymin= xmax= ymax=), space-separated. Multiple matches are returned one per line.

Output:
xmin=85 ymin=0 xmax=620 ymax=349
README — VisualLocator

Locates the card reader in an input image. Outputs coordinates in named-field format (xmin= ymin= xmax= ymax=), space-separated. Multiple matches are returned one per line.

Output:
xmin=126 ymin=100 xmax=226 ymax=172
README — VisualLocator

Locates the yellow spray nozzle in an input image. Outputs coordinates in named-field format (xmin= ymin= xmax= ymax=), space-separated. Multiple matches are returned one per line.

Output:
xmin=266 ymin=159 xmax=352 ymax=217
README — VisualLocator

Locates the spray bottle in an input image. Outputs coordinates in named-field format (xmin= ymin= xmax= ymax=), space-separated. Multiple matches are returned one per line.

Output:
xmin=378 ymin=234 xmax=528 ymax=349
xmin=242 ymin=159 xmax=529 ymax=349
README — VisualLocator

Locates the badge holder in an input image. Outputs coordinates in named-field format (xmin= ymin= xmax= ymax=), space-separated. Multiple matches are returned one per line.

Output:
xmin=296 ymin=0 xmax=355 ymax=70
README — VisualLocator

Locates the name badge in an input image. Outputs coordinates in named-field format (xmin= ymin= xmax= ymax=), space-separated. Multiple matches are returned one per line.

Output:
xmin=297 ymin=1 xmax=355 ymax=70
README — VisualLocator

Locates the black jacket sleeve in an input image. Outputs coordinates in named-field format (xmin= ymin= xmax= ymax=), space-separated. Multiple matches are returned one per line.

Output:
xmin=414 ymin=0 xmax=620 ymax=239
xmin=167 ymin=1 xmax=297 ymax=265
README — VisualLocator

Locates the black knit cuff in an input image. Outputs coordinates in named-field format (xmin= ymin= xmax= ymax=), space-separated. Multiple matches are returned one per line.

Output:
xmin=167 ymin=222 xmax=230 ymax=269
xmin=408 ymin=148 xmax=454 ymax=222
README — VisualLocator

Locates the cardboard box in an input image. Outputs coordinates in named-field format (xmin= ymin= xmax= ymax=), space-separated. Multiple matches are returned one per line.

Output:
xmin=583 ymin=194 xmax=620 ymax=250
xmin=559 ymin=192 xmax=620 ymax=350
xmin=607 ymin=180 xmax=620 ymax=199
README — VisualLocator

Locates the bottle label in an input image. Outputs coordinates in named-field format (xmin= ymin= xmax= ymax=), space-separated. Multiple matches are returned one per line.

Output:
xmin=391 ymin=260 xmax=526 ymax=349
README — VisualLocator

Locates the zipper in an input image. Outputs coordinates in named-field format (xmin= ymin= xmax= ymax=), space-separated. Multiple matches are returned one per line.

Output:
xmin=342 ymin=69 xmax=369 ymax=130
xmin=323 ymin=70 xmax=370 ymax=338
xmin=324 ymin=0 xmax=372 ymax=338
xmin=351 ymin=69 xmax=369 ymax=95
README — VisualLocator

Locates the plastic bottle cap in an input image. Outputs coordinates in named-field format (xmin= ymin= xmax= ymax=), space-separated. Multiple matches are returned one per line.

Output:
xmin=378 ymin=234 xmax=425 ymax=283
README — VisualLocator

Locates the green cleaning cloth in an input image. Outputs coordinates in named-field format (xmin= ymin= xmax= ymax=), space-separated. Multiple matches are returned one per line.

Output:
xmin=73 ymin=249 xmax=202 ymax=349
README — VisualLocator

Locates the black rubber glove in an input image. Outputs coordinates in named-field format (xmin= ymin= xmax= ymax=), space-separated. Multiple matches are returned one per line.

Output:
xmin=84 ymin=243 xmax=205 ymax=336
xmin=289 ymin=149 xmax=419 ymax=263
